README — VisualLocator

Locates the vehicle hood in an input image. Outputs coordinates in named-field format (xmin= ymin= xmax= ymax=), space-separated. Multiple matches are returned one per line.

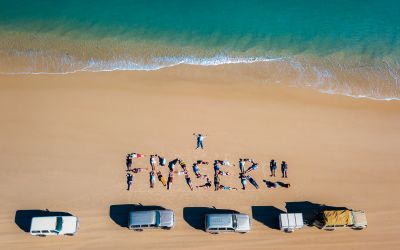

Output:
xmin=352 ymin=211 xmax=367 ymax=227
xmin=59 ymin=216 xmax=79 ymax=234
xmin=235 ymin=214 xmax=251 ymax=232
xmin=159 ymin=210 xmax=174 ymax=227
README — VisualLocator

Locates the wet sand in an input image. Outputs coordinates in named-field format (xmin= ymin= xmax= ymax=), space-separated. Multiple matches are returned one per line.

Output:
xmin=0 ymin=65 xmax=400 ymax=249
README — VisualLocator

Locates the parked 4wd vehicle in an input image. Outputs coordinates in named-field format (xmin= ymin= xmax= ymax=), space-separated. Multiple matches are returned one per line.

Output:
xmin=30 ymin=216 xmax=79 ymax=236
xmin=205 ymin=213 xmax=251 ymax=234
xmin=313 ymin=210 xmax=367 ymax=231
xmin=128 ymin=210 xmax=175 ymax=231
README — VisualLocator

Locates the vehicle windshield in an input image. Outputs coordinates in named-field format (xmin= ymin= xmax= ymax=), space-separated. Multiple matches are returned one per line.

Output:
xmin=232 ymin=215 xmax=237 ymax=229
xmin=56 ymin=217 xmax=63 ymax=231
xmin=155 ymin=211 xmax=161 ymax=226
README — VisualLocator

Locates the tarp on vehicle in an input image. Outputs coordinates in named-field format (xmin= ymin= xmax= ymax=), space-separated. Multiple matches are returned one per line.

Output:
xmin=323 ymin=210 xmax=352 ymax=226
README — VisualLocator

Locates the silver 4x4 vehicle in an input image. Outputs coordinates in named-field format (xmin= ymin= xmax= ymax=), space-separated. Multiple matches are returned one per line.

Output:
xmin=205 ymin=213 xmax=251 ymax=234
xmin=129 ymin=210 xmax=175 ymax=231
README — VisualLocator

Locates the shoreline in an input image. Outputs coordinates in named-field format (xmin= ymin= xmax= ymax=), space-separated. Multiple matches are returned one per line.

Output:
xmin=1 ymin=63 xmax=400 ymax=102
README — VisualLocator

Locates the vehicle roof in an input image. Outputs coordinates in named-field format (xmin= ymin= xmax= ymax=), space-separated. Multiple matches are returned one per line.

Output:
xmin=30 ymin=216 xmax=78 ymax=233
xmin=129 ymin=210 xmax=157 ymax=226
xmin=235 ymin=214 xmax=251 ymax=231
xmin=280 ymin=213 xmax=304 ymax=228
xmin=30 ymin=217 xmax=57 ymax=231
xmin=206 ymin=214 xmax=234 ymax=228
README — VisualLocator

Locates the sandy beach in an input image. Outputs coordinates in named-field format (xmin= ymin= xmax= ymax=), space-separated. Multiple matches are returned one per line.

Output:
xmin=0 ymin=65 xmax=400 ymax=249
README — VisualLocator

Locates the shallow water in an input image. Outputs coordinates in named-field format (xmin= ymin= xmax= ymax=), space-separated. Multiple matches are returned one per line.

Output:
xmin=0 ymin=0 xmax=399 ymax=99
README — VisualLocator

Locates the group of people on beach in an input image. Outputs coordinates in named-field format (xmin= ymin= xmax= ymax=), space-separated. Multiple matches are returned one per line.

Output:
xmin=124 ymin=133 xmax=290 ymax=191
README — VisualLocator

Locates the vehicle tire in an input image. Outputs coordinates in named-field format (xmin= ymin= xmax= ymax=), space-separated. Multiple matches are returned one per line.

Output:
xmin=352 ymin=227 xmax=364 ymax=231
xmin=239 ymin=232 xmax=247 ymax=234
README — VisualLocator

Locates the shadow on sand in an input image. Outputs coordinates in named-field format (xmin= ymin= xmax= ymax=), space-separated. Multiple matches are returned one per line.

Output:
xmin=109 ymin=204 xmax=166 ymax=228
xmin=183 ymin=207 xmax=239 ymax=230
xmin=251 ymin=206 xmax=285 ymax=230
xmin=15 ymin=210 xmax=72 ymax=232
xmin=285 ymin=201 xmax=348 ymax=226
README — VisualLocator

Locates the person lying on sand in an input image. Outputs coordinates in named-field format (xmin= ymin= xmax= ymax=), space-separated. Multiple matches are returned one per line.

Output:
xmin=216 ymin=170 xmax=230 ymax=176
xmin=218 ymin=185 xmax=238 ymax=191
xmin=157 ymin=171 xmax=167 ymax=186
xmin=149 ymin=171 xmax=155 ymax=188
xmin=126 ymin=167 xmax=148 ymax=173
xmin=179 ymin=159 xmax=188 ymax=171
xmin=246 ymin=175 xmax=259 ymax=189
xmin=213 ymin=162 xmax=221 ymax=173
xmin=128 ymin=153 xmax=145 ymax=159
xmin=168 ymin=158 xmax=179 ymax=171
xmin=192 ymin=162 xmax=207 ymax=178
xmin=167 ymin=171 xmax=174 ymax=190
xmin=184 ymin=171 xmax=194 ymax=191
xmin=126 ymin=173 xmax=133 ymax=191
xmin=239 ymin=173 xmax=247 ymax=190
xmin=239 ymin=158 xmax=245 ymax=173
xmin=126 ymin=154 xmax=132 ymax=170
xmin=244 ymin=162 xmax=258 ymax=174
xmin=196 ymin=177 xmax=212 ymax=189
xmin=277 ymin=181 xmax=291 ymax=188
xmin=214 ymin=160 xmax=232 ymax=166
xmin=149 ymin=155 xmax=157 ymax=170
xmin=214 ymin=174 xmax=221 ymax=191
xmin=263 ymin=180 xmax=290 ymax=188
xmin=157 ymin=155 xmax=167 ymax=166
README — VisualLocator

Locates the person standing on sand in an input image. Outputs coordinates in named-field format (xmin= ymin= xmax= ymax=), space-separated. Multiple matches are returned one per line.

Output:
xmin=281 ymin=161 xmax=288 ymax=178
xmin=193 ymin=133 xmax=207 ymax=149
xmin=270 ymin=159 xmax=277 ymax=177
xmin=126 ymin=173 xmax=133 ymax=191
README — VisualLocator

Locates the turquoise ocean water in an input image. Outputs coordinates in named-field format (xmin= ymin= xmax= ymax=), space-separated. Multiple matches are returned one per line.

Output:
xmin=0 ymin=0 xmax=399 ymax=99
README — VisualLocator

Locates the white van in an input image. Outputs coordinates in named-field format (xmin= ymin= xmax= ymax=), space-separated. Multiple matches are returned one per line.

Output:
xmin=279 ymin=213 xmax=304 ymax=233
xmin=30 ymin=216 xmax=79 ymax=236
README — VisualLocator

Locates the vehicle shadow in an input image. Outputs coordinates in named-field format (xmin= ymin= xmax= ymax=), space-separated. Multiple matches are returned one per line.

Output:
xmin=251 ymin=206 xmax=285 ymax=230
xmin=183 ymin=207 xmax=239 ymax=231
xmin=15 ymin=210 xmax=72 ymax=232
xmin=109 ymin=204 xmax=166 ymax=228
xmin=285 ymin=201 xmax=348 ymax=226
